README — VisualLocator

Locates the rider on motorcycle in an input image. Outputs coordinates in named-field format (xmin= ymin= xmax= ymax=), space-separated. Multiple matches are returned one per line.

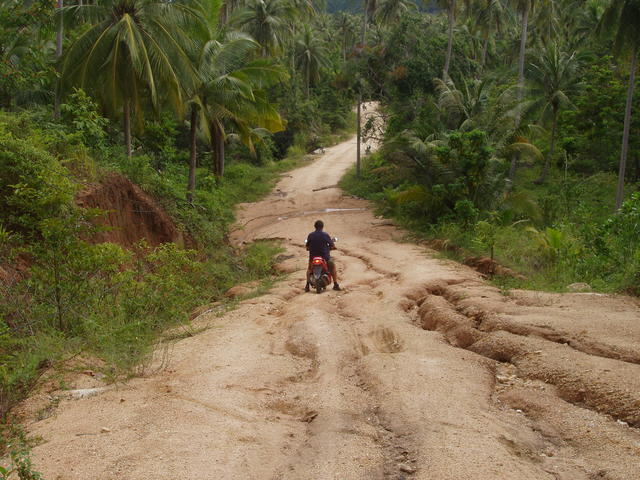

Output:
xmin=305 ymin=220 xmax=341 ymax=292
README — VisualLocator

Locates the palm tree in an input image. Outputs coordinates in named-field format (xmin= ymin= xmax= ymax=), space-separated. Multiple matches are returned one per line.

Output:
xmin=437 ymin=0 xmax=457 ymax=79
xmin=57 ymin=0 xmax=64 ymax=58
xmin=334 ymin=13 xmax=357 ymax=61
xmin=469 ymin=0 xmax=506 ymax=69
xmin=575 ymin=0 xmax=606 ymax=44
xmin=60 ymin=0 xmax=203 ymax=157
xmin=375 ymin=0 xmax=415 ymax=25
xmin=220 ymin=0 xmax=243 ymax=25
xmin=513 ymin=0 xmax=532 ymax=104
xmin=434 ymin=77 xmax=491 ymax=129
xmin=527 ymin=42 xmax=582 ymax=184
xmin=185 ymin=0 xmax=222 ymax=202
xmin=598 ymin=0 xmax=640 ymax=210
xmin=294 ymin=24 xmax=330 ymax=99
xmin=231 ymin=0 xmax=295 ymax=56
xmin=198 ymin=32 xmax=286 ymax=177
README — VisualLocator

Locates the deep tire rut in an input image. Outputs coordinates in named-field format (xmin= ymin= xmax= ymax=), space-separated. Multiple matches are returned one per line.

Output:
xmin=404 ymin=282 xmax=640 ymax=427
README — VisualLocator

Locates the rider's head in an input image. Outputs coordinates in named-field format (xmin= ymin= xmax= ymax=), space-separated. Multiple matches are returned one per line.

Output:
xmin=314 ymin=220 xmax=324 ymax=230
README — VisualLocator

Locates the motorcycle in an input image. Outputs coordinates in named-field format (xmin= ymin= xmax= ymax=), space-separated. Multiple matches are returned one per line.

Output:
xmin=305 ymin=237 xmax=337 ymax=294
xmin=308 ymin=256 xmax=332 ymax=294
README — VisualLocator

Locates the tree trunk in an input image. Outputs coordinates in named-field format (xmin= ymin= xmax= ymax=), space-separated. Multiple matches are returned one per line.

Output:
xmin=212 ymin=122 xmax=225 ymax=178
xmin=187 ymin=106 xmax=198 ymax=203
xmin=536 ymin=106 xmax=558 ymax=184
xmin=124 ymin=99 xmax=132 ymax=158
xmin=481 ymin=33 xmax=489 ymax=70
xmin=509 ymin=4 xmax=530 ymax=184
xmin=52 ymin=255 xmax=64 ymax=332
xmin=343 ymin=30 xmax=347 ymax=62
xmin=220 ymin=1 xmax=228 ymax=25
xmin=361 ymin=0 xmax=370 ymax=44
xmin=517 ymin=3 xmax=530 ymax=104
xmin=443 ymin=1 xmax=455 ymax=79
xmin=615 ymin=46 xmax=638 ymax=211
xmin=54 ymin=0 xmax=64 ymax=119
xmin=56 ymin=0 xmax=64 ymax=57
xmin=507 ymin=154 xmax=518 ymax=191
xmin=509 ymin=0 xmax=531 ymax=185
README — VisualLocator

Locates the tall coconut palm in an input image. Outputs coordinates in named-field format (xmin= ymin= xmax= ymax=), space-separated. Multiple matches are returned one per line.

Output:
xmin=598 ymin=0 xmax=640 ymax=210
xmin=513 ymin=0 xmax=532 ymax=104
xmin=527 ymin=42 xmax=582 ymax=184
xmin=199 ymin=31 xmax=286 ymax=177
xmin=231 ymin=0 xmax=295 ymax=56
xmin=335 ymin=12 xmax=357 ymax=61
xmin=437 ymin=0 xmax=457 ymax=79
xmin=60 ymin=0 xmax=203 ymax=157
xmin=294 ymin=24 xmax=330 ymax=99
xmin=57 ymin=0 xmax=64 ymax=58
xmin=469 ymin=0 xmax=506 ymax=69
xmin=362 ymin=0 xmax=377 ymax=41
xmin=375 ymin=0 xmax=415 ymax=25
xmin=185 ymin=0 xmax=222 ymax=202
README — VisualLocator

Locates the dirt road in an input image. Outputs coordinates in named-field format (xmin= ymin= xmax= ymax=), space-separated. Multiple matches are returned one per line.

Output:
xmin=30 ymin=118 xmax=640 ymax=479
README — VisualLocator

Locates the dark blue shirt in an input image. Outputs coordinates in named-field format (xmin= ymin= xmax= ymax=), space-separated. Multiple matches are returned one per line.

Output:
xmin=307 ymin=230 xmax=334 ymax=261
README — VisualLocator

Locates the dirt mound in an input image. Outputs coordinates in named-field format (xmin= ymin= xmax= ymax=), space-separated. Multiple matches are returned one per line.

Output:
xmin=464 ymin=256 xmax=526 ymax=279
xmin=427 ymin=239 xmax=526 ymax=279
xmin=76 ymin=173 xmax=191 ymax=249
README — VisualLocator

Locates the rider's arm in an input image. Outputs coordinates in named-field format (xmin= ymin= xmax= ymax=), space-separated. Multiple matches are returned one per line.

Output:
xmin=327 ymin=233 xmax=336 ymax=250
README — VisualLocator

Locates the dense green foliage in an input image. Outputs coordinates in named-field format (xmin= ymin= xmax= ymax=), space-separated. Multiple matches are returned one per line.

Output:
xmin=342 ymin=0 xmax=639 ymax=294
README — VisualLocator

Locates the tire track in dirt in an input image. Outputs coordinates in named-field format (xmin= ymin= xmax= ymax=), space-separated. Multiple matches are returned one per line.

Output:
xmin=401 ymin=282 xmax=640 ymax=479
xmin=403 ymin=282 xmax=640 ymax=426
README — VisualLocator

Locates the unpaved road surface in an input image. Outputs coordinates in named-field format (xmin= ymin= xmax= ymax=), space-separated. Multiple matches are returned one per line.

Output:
xmin=30 ymin=116 xmax=640 ymax=479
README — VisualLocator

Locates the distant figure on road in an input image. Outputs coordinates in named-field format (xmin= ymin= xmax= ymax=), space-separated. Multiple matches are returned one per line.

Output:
xmin=305 ymin=220 xmax=340 ymax=292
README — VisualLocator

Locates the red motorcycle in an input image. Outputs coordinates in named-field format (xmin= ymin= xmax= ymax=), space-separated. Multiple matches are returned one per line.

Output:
xmin=305 ymin=236 xmax=337 ymax=294
xmin=307 ymin=256 xmax=332 ymax=294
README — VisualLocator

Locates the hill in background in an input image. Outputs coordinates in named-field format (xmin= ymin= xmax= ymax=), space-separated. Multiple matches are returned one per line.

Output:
xmin=326 ymin=0 xmax=359 ymax=12
xmin=324 ymin=0 xmax=436 ymax=13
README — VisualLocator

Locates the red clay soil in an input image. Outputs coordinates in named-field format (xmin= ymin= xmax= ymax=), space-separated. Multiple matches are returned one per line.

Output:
xmin=76 ymin=173 xmax=191 ymax=249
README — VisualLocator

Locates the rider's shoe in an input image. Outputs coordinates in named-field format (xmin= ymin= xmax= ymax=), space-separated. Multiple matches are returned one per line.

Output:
xmin=333 ymin=283 xmax=341 ymax=291
xmin=304 ymin=284 xmax=310 ymax=292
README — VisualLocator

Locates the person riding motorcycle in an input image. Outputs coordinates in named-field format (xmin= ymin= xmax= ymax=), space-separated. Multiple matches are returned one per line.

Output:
xmin=305 ymin=220 xmax=340 ymax=292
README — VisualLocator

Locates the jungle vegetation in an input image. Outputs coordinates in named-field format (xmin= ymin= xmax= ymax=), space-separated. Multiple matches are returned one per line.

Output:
xmin=341 ymin=0 xmax=640 ymax=295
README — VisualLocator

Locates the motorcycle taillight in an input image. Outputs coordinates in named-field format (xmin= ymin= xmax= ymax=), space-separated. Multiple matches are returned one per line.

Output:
xmin=313 ymin=258 xmax=323 ymax=265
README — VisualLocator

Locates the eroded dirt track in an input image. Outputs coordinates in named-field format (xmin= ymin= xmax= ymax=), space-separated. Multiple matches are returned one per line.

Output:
xmin=31 ymin=116 xmax=640 ymax=479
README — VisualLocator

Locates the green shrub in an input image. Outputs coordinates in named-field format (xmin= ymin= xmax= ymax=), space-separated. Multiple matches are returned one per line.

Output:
xmin=60 ymin=88 xmax=109 ymax=151
xmin=0 ymin=129 xmax=76 ymax=239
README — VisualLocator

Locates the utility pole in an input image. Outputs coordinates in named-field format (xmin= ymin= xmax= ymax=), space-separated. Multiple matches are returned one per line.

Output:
xmin=356 ymin=0 xmax=369 ymax=178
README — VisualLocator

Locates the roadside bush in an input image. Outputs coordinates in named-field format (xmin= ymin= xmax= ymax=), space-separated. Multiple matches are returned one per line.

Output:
xmin=60 ymin=88 xmax=108 ymax=151
xmin=0 ymin=129 xmax=76 ymax=239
